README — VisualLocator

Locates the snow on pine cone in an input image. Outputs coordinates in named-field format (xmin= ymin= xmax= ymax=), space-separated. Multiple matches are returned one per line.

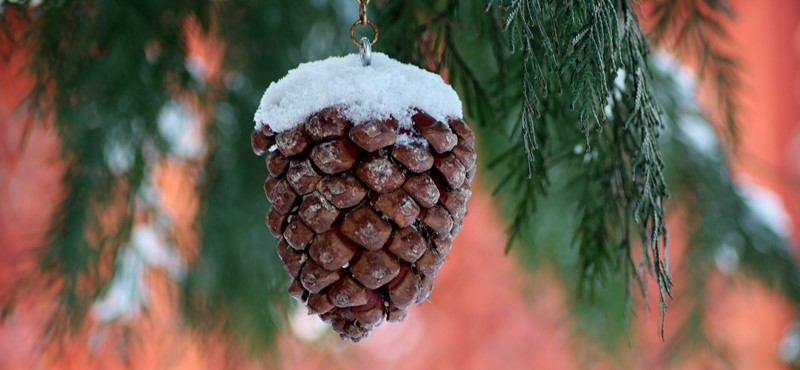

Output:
xmin=251 ymin=107 xmax=475 ymax=341
xmin=250 ymin=53 xmax=472 ymax=341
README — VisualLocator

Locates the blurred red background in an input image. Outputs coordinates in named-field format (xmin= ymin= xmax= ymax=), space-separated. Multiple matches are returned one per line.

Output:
xmin=1 ymin=1 xmax=799 ymax=368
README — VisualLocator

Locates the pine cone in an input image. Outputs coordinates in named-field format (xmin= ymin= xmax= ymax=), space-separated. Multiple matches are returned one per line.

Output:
xmin=253 ymin=107 xmax=475 ymax=342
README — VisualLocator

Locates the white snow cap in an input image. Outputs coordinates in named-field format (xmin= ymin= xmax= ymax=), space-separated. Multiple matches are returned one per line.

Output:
xmin=254 ymin=53 xmax=463 ymax=132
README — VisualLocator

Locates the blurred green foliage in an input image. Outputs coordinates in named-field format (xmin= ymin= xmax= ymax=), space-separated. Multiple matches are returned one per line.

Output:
xmin=0 ymin=0 xmax=797 ymax=363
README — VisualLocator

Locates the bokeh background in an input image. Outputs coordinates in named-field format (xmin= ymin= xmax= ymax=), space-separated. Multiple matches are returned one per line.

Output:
xmin=1 ymin=0 xmax=800 ymax=369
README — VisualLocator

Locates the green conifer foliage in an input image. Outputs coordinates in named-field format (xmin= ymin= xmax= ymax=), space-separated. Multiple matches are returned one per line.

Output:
xmin=0 ymin=0 xmax=797 ymax=360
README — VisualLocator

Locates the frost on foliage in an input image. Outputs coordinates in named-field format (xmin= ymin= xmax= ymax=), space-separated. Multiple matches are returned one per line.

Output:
xmin=254 ymin=53 xmax=463 ymax=132
xmin=653 ymin=53 xmax=794 ymax=265
xmin=653 ymin=53 xmax=721 ymax=159
xmin=158 ymin=100 xmax=206 ymax=159
xmin=91 ymin=224 xmax=185 ymax=323
xmin=737 ymin=175 xmax=793 ymax=239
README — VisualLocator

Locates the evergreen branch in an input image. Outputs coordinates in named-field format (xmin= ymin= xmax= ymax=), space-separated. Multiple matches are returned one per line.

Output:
xmin=504 ymin=0 xmax=558 ymax=153
xmin=447 ymin=35 xmax=497 ymax=125
xmin=4 ymin=0 xmax=304 ymax=349
xmin=2 ymin=0 xmax=356 ymax=351
xmin=388 ymin=1 xmax=554 ymax=248
xmin=489 ymin=0 xmax=673 ymax=334
xmin=8 ymin=0 xmax=797 ymax=360
xmin=181 ymin=118 xmax=287 ymax=349
xmin=649 ymin=0 xmax=740 ymax=141
xmin=391 ymin=0 xmax=797 ymax=356
xmin=652 ymin=55 xmax=798 ymax=362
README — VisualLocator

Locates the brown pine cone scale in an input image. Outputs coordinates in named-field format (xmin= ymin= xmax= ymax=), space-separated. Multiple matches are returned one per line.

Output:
xmin=253 ymin=108 xmax=475 ymax=342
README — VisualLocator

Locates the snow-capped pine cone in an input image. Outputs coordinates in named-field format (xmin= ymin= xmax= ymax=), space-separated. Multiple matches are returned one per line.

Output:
xmin=252 ymin=107 xmax=475 ymax=342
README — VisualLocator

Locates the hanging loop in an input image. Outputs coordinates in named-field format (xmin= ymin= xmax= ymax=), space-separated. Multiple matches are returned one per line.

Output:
xmin=350 ymin=0 xmax=378 ymax=47
xmin=350 ymin=19 xmax=379 ymax=47
xmin=359 ymin=37 xmax=372 ymax=66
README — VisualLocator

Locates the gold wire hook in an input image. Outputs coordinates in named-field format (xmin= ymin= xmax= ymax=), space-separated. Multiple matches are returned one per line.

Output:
xmin=350 ymin=0 xmax=378 ymax=47
xmin=359 ymin=0 xmax=368 ymax=24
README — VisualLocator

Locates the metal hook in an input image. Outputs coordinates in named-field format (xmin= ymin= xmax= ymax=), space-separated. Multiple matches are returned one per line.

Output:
xmin=359 ymin=36 xmax=372 ymax=67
